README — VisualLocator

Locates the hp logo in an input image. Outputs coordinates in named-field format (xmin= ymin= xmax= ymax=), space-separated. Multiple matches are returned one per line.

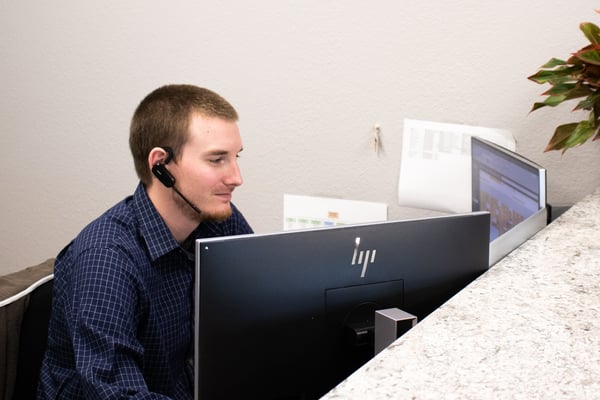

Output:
xmin=351 ymin=237 xmax=376 ymax=278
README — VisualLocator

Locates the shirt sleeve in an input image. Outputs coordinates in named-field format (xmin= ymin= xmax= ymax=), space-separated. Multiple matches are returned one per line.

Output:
xmin=70 ymin=247 xmax=173 ymax=400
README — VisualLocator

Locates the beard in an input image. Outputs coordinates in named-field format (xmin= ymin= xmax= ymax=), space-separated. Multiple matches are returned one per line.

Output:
xmin=172 ymin=190 xmax=233 ymax=223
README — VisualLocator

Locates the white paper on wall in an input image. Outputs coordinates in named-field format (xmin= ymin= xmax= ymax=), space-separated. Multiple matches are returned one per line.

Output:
xmin=283 ymin=194 xmax=387 ymax=230
xmin=398 ymin=119 xmax=516 ymax=213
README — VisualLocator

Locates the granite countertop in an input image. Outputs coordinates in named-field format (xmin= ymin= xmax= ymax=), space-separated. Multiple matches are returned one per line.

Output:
xmin=322 ymin=189 xmax=600 ymax=399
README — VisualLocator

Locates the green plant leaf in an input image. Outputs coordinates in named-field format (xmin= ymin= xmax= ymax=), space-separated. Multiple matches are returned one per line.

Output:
xmin=560 ymin=84 xmax=594 ymax=101
xmin=574 ymin=90 xmax=600 ymax=110
xmin=528 ymin=65 xmax=583 ymax=84
xmin=567 ymin=86 xmax=595 ymax=100
xmin=530 ymin=102 xmax=548 ymax=112
xmin=544 ymin=123 xmax=578 ymax=152
xmin=580 ymin=22 xmax=600 ymax=45
xmin=587 ymin=107 xmax=597 ymax=124
xmin=567 ymin=54 xmax=586 ymax=66
xmin=530 ymin=94 xmax=570 ymax=111
xmin=573 ymin=45 xmax=600 ymax=66
xmin=563 ymin=120 xmax=596 ymax=149
xmin=541 ymin=58 xmax=567 ymax=68
xmin=543 ymin=83 xmax=577 ymax=95
xmin=530 ymin=14 xmax=600 ymax=152
xmin=544 ymin=94 xmax=569 ymax=107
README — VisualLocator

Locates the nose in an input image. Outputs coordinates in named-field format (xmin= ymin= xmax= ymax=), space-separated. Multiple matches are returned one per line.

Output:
xmin=225 ymin=159 xmax=243 ymax=187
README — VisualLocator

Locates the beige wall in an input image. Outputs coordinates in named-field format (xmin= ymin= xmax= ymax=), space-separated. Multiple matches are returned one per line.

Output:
xmin=2 ymin=0 xmax=599 ymax=274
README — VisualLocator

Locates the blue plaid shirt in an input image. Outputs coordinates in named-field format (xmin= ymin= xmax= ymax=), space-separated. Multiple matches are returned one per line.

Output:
xmin=38 ymin=183 xmax=253 ymax=400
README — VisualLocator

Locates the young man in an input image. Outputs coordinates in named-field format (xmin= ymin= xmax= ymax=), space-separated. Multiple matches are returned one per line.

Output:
xmin=37 ymin=84 xmax=253 ymax=399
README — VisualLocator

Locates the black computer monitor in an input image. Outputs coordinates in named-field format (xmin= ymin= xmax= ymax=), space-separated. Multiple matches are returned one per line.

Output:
xmin=470 ymin=136 xmax=547 ymax=265
xmin=194 ymin=212 xmax=490 ymax=400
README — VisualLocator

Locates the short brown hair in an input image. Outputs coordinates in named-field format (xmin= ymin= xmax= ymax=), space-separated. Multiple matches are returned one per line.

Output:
xmin=129 ymin=84 xmax=239 ymax=185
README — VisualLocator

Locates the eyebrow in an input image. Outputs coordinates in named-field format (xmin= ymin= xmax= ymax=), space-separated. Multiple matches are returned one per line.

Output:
xmin=206 ymin=147 xmax=244 ymax=156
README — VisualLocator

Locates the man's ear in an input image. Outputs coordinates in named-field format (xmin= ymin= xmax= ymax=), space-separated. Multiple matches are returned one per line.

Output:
xmin=148 ymin=147 xmax=172 ymax=169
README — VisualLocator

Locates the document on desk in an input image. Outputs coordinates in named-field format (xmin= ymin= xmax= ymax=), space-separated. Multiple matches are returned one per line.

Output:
xmin=398 ymin=119 xmax=515 ymax=213
xmin=283 ymin=194 xmax=387 ymax=230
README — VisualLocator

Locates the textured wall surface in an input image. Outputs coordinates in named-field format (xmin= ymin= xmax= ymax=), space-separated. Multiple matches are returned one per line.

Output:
xmin=2 ymin=0 xmax=599 ymax=273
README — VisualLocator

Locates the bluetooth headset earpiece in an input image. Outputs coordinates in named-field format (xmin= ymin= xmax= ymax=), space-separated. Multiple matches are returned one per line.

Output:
xmin=151 ymin=146 xmax=176 ymax=188
xmin=151 ymin=146 xmax=202 ymax=215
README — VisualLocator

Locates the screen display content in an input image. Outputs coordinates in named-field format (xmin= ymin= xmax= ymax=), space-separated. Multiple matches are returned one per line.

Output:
xmin=471 ymin=136 xmax=546 ymax=241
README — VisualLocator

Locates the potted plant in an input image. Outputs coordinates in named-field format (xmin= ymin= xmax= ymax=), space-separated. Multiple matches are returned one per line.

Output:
xmin=528 ymin=12 xmax=600 ymax=153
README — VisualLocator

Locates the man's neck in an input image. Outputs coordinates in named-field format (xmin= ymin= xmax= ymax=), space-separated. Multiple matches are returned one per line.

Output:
xmin=146 ymin=184 xmax=200 ymax=243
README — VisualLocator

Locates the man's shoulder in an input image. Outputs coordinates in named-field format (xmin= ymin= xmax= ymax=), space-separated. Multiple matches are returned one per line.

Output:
xmin=78 ymin=196 xmax=137 ymax=245
xmin=54 ymin=199 xmax=150 ymax=282
xmin=55 ymin=195 xmax=142 ymax=266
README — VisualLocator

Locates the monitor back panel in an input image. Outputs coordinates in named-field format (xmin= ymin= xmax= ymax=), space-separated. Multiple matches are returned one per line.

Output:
xmin=195 ymin=212 xmax=490 ymax=399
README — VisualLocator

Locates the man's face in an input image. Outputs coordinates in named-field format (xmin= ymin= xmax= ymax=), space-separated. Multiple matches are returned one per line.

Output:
xmin=171 ymin=113 xmax=244 ymax=222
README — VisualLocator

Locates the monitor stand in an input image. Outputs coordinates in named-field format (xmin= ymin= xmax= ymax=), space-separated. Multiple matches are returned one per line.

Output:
xmin=374 ymin=308 xmax=417 ymax=355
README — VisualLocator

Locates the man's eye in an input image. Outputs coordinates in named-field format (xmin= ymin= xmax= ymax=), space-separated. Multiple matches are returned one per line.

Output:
xmin=209 ymin=158 xmax=224 ymax=164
